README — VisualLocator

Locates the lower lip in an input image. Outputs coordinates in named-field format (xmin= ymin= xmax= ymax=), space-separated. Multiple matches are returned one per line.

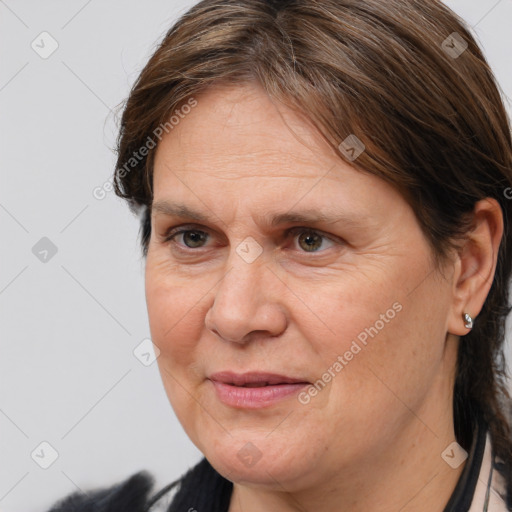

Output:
xmin=209 ymin=380 xmax=308 ymax=409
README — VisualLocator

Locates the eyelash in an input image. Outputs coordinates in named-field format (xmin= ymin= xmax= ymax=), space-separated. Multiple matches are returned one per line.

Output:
xmin=162 ymin=226 xmax=338 ymax=254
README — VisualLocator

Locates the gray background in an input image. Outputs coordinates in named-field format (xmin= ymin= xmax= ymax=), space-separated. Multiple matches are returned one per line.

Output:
xmin=0 ymin=1 xmax=511 ymax=511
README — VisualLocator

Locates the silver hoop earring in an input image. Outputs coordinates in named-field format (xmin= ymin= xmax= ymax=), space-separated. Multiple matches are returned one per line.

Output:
xmin=463 ymin=313 xmax=474 ymax=330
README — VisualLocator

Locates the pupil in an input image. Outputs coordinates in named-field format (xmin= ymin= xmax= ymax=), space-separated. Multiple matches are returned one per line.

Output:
xmin=299 ymin=232 xmax=321 ymax=252
xmin=184 ymin=231 xmax=206 ymax=248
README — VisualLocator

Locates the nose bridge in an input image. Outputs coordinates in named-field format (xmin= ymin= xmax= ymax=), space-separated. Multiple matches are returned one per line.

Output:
xmin=216 ymin=248 xmax=266 ymax=318
xmin=206 ymin=244 xmax=284 ymax=343
xmin=221 ymin=231 xmax=268 ymax=298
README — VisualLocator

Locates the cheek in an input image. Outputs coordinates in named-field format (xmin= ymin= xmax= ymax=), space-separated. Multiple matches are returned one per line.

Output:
xmin=304 ymin=256 xmax=450 ymax=410
xmin=305 ymin=271 xmax=404 ymax=364
xmin=145 ymin=265 xmax=212 ymax=440
xmin=318 ymin=273 xmax=451 ymax=425
xmin=145 ymin=262 xmax=208 ymax=368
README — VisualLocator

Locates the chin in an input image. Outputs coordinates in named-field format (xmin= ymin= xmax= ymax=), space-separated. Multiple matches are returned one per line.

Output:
xmin=201 ymin=433 xmax=319 ymax=489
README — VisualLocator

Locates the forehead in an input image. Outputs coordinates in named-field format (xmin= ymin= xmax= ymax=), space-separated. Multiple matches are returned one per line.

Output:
xmin=150 ymin=82 xmax=405 ymax=227
xmin=153 ymin=82 xmax=343 ymax=183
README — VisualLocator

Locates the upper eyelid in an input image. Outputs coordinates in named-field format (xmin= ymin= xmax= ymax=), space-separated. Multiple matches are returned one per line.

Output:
xmin=164 ymin=224 xmax=333 ymax=237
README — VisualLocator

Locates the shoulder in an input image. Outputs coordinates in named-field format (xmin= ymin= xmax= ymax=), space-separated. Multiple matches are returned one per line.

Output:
xmin=44 ymin=460 xmax=232 ymax=512
xmin=45 ymin=471 xmax=155 ymax=512
xmin=470 ymin=432 xmax=512 ymax=511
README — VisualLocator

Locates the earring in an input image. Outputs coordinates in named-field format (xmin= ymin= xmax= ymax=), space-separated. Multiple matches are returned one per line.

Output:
xmin=463 ymin=313 xmax=474 ymax=330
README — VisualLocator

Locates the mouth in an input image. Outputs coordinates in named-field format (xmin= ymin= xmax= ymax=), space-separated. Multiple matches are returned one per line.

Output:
xmin=208 ymin=371 xmax=310 ymax=409
xmin=209 ymin=371 xmax=309 ymax=386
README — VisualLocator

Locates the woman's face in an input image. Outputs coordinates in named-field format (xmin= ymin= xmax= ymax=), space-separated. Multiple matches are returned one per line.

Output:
xmin=146 ymin=82 xmax=459 ymax=490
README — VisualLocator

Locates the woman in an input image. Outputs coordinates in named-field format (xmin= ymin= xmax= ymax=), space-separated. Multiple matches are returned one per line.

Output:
xmin=47 ymin=0 xmax=512 ymax=510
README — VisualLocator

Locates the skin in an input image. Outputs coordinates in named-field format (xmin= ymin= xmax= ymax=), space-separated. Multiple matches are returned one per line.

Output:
xmin=145 ymin=82 xmax=503 ymax=511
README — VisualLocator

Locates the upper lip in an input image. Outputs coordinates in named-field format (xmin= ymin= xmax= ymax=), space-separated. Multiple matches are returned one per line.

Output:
xmin=209 ymin=371 xmax=310 ymax=386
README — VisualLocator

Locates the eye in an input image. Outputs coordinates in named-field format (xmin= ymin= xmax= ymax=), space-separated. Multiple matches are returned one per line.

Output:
xmin=163 ymin=226 xmax=337 ymax=254
xmin=288 ymin=227 xmax=336 ymax=253
xmin=165 ymin=228 xmax=210 ymax=249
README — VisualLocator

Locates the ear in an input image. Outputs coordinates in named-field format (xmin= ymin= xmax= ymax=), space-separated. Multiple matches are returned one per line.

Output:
xmin=447 ymin=198 xmax=504 ymax=336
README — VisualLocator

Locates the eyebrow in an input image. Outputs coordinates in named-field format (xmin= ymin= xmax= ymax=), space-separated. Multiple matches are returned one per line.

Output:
xmin=151 ymin=200 xmax=358 ymax=228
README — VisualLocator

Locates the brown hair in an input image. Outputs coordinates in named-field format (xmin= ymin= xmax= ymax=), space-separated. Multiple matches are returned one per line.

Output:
xmin=114 ymin=0 xmax=512 ymax=498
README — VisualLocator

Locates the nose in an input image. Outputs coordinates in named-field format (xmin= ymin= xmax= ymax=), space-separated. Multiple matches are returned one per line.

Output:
xmin=204 ymin=254 xmax=287 ymax=344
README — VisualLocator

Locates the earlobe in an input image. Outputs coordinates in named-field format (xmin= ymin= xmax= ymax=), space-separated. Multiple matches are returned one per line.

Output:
xmin=447 ymin=198 xmax=503 ymax=336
